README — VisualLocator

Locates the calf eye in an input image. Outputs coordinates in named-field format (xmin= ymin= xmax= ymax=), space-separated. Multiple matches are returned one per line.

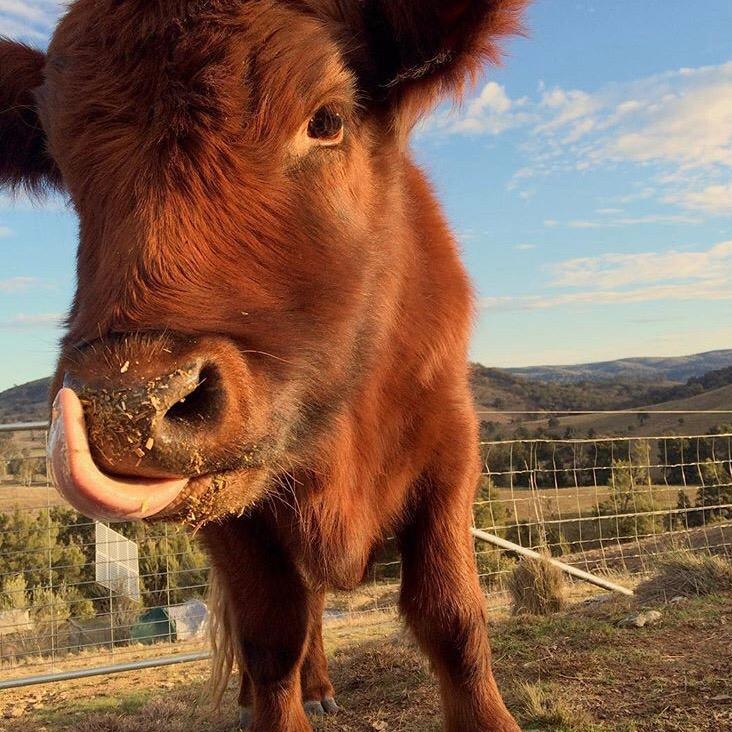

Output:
xmin=307 ymin=107 xmax=344 ymax=144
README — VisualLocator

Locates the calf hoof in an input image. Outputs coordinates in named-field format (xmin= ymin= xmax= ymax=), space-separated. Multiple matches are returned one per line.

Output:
xmin=239 ymin=699 xmax=337 ymax=728
xmin=239 ymin=706 xmax=252 ymax=729
xmin=304 ymin=697 xmax=339 ymax=717
xmin=304 ymin=700 xmax=325 ymax=716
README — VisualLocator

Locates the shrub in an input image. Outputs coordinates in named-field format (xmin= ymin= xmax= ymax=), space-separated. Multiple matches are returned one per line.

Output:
xmin=637 ymin=550 xmax=732 ymax=601
xmin=0 ymin=573 xmax=27 ymax=610
xmin=508 ymin=555 xmax=566 ymax=616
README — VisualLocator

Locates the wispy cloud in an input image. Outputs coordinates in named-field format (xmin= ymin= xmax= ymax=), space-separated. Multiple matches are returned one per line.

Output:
xmin=0 ymin=276 xmax=39 ymax=293
xmin=0 ymin=226 xmax=13 ymax=238
xmin=0 ymin=0 xmax=62 ymax=40
xmin=550 ymin=213 xmax=701 ymax=229
xmin=428 ymin=61 xmax=732 ymax=216
xmin=666 ymin=183 xmax=732 ymax=215
xmin=481 ymin=240 xmax=732 ymax=311
xmin=550 ymin=240 xmax=732 ymax=289
xmin=527 ymin=62 xmax=732 ymax=181
xmin=0 ymin=312 xmax=62 ymax=329
xmin=424 ymin=81 xmax=534 ymax=135
xmin=482 ymin=284 xmax=732 ymax=311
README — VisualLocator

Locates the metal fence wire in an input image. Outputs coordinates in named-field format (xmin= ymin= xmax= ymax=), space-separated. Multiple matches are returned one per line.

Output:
xmin=0 ymin=418 xmax=731 ymax=688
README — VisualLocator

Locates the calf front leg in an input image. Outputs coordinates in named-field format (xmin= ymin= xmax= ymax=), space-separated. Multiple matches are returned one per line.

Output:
xmin=205 ymin=517 xmax=312 ymax=732
xmin=399 ymin=473 xmax=519 ymax=732
xmin=238 ymin=589 xmax=338 ymax=722
xmin=301 ymin=590 xmax=338 ymax=715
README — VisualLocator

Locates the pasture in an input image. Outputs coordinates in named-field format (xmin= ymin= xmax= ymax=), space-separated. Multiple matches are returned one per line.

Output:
xmin=1 ymin=589 xmax=730 ymax=731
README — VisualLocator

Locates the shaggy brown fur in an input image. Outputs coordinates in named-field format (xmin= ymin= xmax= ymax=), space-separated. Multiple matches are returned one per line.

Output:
xmin=1 ymin=2 xmax=530 ymax=730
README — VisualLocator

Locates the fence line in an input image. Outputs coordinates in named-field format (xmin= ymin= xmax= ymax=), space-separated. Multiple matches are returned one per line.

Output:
xmin=1 ymin=415 xmax=731 ymax=689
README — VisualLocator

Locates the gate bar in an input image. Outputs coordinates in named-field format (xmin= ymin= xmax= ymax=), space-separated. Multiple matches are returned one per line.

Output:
xmin=471 ymin=527 xmax=634 ymax=596
xmin=0 ymin=651 xmax=211 ymax=690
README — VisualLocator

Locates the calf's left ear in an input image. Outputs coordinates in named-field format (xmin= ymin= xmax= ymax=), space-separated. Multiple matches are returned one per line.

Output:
xmin=336 ymin=0 xmax=528 ymax=131
xmin=0 ymin=40 xmax=60 ymax=192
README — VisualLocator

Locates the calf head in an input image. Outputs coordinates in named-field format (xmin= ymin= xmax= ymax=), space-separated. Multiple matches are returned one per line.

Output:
xmin=0 ymin=0 xmax=527 ymax=525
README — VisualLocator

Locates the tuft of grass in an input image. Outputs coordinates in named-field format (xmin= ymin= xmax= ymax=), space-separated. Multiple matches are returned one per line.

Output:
xmin=508 ymin=556 xmax=566 ymax=616
xmin=637 ymin=550 xmax=732 ymax=601
xmin=513 ymin=681 xmax=593 ymax=731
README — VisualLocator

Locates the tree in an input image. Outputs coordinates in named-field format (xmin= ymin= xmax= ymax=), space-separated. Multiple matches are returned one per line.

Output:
xmin=695 ymin=460 xmax=732 ymax=521
xmin=668 ymin=489 xmax=702 ymax=529
xmin=593 ymin=448 xmax=658 ymax=541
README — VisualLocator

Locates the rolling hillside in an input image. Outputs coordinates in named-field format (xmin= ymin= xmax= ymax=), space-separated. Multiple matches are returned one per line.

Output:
xmin=518 ymin=383 xmax=732 ymax=438
xmin=507 ymin=349 xmax=732 ymax=383
xmin=2 ymin=350 xmax=732 ymax=437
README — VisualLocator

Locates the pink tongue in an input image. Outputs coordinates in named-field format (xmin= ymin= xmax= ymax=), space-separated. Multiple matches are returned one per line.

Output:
xmin=48 ymin=388 xmax=188 ymax=521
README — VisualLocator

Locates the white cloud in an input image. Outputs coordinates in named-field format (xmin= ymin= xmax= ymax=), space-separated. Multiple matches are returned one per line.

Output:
xmin=481 ymin=240 xmax=732 ymax=311
xmin=481 ymin=283 xmax=732 ymax=311
xmin=530 ymin=62 xmax=732 ymax=176
xmin=550 ymin=240 xmax=732 ymax=289
xmin=422 ymin=81 xmax=534 ymax=136
xmin=0 ymin=1 xmax=46 ymax=22
xmin=430 ymin=60 xmax=732 ymax=216
xmin=0 ymin=312 xmax=62 ymax=328
xmin=0 ymin=276 xmax=39 ymax=293
xmin=514 ymin=243 xmax=536 ymax=251
xmin=563 ymin=213 xmax=700 ymax=229
xmin=0 ymin=226 xmax=12 ymax=237
xmin=667 ymin=183 xmax=732 ymax=215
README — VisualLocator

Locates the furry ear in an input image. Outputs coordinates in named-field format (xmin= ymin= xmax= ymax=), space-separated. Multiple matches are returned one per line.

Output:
xmin=325 ymin=0 xmax=528 ymax=132
xmin=0 ymin=40 xmax=60 ymax=192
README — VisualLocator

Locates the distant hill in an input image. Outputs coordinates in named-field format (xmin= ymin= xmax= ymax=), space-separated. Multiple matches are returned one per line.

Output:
xmin=520 ymin=383 xmax=732 ymax=439
xmin=2 ymin=351 xmax=732 ymax=433
xmin=506 ymin=349 xmax=732 ymax=383
xmin=469 ymin=365 xmax=678 ymax=415
xmin=0 ymin=378 xmax=51 ymax=424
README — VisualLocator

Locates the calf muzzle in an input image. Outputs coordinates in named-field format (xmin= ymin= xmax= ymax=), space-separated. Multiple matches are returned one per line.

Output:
xmin=48 ymin=334 xmax=257 ymax=522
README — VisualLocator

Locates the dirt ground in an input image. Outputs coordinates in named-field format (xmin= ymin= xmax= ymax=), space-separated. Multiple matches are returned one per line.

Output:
xmin=1 ymin=591 xmax=730 ymax=732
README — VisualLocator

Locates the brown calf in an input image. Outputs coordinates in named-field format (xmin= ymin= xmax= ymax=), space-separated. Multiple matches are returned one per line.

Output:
xmin=0 ymin=1 xmax=529 ymax=730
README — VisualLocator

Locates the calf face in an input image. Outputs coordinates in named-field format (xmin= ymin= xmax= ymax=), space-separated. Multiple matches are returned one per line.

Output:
xmin=1 ymin=0 xmax=526 ymax=527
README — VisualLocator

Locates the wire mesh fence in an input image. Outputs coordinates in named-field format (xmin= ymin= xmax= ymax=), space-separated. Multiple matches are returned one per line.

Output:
xmin=0 ymin=417 xmax=731 ymax=687
xmin=473 ymin=429 xmax=732 ymax=591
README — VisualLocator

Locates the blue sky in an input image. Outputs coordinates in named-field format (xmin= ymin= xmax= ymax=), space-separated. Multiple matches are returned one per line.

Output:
xmin=1 ymin=0 xmax=731 ymax=392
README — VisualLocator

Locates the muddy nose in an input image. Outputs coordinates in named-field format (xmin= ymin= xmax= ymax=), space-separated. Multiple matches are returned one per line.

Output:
xmin=64 ymin=362 xmax=225 ymax=478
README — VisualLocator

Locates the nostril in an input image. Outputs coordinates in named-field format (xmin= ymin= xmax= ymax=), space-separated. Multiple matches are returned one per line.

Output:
xmin=164 ymin=364 xmax=223 ymax=427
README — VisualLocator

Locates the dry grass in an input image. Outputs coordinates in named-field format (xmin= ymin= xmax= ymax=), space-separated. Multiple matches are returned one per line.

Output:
xmin=1 ymin=591 xmax=731 ymax=731
xmin=491 ymin=484 xmax=696 ymax=523
xmin=512 ymin=681 xmax=592 ymax=731
xmin=637 ymin=549 xmax=732 ymax=601
xmin=507 ymin=556 xmax=566 ymax=616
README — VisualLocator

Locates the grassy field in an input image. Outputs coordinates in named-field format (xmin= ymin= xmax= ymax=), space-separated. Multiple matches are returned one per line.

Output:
xmin=0 ymin=484 xmax=66 ymax=511
xmin=1 ymin=589 xmax=730 ymax=731
xmin=0 ymin=482 xmax=698 ymax=517
xmin=519 ymin=384 xmax=732 ymax=438
xmin=488 ymin=484 xmax=695 ymax=523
